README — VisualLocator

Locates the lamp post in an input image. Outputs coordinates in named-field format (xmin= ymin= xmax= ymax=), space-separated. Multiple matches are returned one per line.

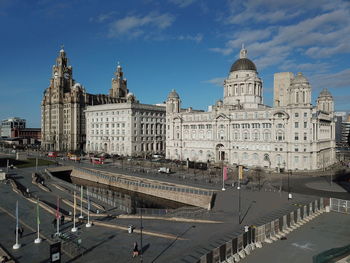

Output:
xmin=288 ymin=169 xmax=292 ymax=200
xmin=238 ymin=165 xmax=242 ymax=224
xmin=140 ymin=206 xmax=143 ymax=263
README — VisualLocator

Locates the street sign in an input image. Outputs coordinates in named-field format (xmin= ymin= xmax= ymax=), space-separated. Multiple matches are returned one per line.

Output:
xmin=50 ymin=242 xmax=61 ymax=263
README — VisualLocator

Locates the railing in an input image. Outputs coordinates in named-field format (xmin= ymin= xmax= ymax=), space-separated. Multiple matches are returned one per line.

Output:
xmin=74 ymin=167 xmax=213 ymax=196
xmin=330 ymin=198 xmax=350 ymax=214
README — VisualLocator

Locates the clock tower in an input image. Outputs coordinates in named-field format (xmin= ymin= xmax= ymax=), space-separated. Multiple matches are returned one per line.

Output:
xmin=51 ymin=46 xmax=74 ymax=93
xmin=109 ymin=62 xmax=128 ymax=99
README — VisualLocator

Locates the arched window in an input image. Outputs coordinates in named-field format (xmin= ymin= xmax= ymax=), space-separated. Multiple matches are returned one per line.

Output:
xmin=219 ymin=130 xmax=225 ymax=140
xmin=263 ymin=130 xmax=271 ymax=141
xmin=243 ymin=152 xmax=248 ymax=160
xmin=243 ymin=131 xmax=249 ymax=140
xmin=207 ymin=130 xmax=212 ymax=139
xmin=253 ymin=130 xmax=259 ymax=141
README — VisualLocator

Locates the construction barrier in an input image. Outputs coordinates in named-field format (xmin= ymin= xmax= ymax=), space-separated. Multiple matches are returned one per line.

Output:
xmin=197 ymin=197 xmax=329 ymax=263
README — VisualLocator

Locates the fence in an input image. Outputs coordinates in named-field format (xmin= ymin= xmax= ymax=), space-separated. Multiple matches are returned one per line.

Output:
xmin=197 ymin=197 xmax=327 ymax=263
xmin=75 ymin=167 xmax=213 ymax=196
xmin=330 ymin=198 xmax=350 ymax=214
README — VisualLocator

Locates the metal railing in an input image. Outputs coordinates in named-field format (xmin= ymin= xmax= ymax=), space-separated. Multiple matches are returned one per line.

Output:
xmin=330 ymin=198 xmax=350 ymax=214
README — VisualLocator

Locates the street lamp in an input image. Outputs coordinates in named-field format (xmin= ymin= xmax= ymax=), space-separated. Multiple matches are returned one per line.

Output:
xmin=288 ymin=169 xmax=292 ymax=200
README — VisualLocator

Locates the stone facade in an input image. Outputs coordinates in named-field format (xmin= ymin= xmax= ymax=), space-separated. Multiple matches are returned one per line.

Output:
xmin=85 ymin=102 xmax=166 ymax=156
xmin=41 ymin=48 xmax=128 ymax=152
xmin=166 ymin=47 xmax=336 ymax=171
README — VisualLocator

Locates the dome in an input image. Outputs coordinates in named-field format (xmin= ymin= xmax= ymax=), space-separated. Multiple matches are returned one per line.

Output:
xmin=291 ymin=72 xmax=309 ymax=85
xmin=230 ymin=58 xmax=257 ymax=72
xmin=319 ymin=88 xmax=333 ymax=98
xmin=230 ymin=45 xmax=257 ymax=72
xmin=168 ymin=89 xmax=179 ymax=99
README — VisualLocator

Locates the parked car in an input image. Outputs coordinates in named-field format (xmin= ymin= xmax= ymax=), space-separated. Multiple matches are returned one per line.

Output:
xmin=158 ymin=167 xmax=171 ymax=174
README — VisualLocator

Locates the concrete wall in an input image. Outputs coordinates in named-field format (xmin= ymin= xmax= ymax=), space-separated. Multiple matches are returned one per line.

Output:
xmin=69 ymin=167 xmax=214 ymax=210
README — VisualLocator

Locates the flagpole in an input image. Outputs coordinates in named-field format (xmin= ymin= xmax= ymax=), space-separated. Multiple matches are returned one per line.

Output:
xmin=13 ymin=200 xmax=21 ymax=249
xmin=86 ymin=187 xmax=92 ymax=228
xmin=222 ymin=165 xmax=226 ymax=191
xmin=79 ymin=185 xmax=84 ymax=219
xmin=35 ymin=199 xmax=42 ymax=244
xmin=56 ymin=196 xmax=60 ymax=235
xmin=72 ymin=191 xmax=78 ymax=232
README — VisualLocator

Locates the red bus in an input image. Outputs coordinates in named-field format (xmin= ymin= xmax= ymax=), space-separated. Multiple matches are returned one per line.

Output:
xmin=91 ymin=157 xmax=104 ymax=164
xmin=48 ymin=152 xmax=58 ymax=157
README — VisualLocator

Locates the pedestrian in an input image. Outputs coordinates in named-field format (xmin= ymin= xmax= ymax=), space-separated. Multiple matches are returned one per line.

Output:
xmin=132 ymin=241 xmax=139 ymax=258
xmin=19 ymin=227 xmax=24 ymax=238
xmin=60 ymin=215 xmax=65 ymax=225
xmin=52 ymin=218 xmax=57 ymax=229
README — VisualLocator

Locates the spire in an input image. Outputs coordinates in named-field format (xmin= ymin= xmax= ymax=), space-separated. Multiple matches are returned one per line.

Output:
xmin=240 ymin=43 xmax=247 ymax=59
xmin=60 ymin=44 xmax=65 ymax=53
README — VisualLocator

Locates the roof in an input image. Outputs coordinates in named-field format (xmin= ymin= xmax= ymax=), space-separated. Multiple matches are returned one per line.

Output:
xmin=319 ymin=88 xmax=333 ymax=98
xmin=168 ymin=89 xmax=179 ymax=99
xmin=291 ymin=72 xmax=309 ymax=85
xmin=230 ymin=58 xmax=257 ymax=72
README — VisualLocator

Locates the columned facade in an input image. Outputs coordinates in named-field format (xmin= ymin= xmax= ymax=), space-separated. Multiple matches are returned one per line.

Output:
xmin=166 ymin=47 xmax=336 ymax=171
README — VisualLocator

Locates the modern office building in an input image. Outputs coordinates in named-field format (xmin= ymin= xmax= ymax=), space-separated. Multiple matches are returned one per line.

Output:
xmin=0 ymin=117 xmax=26 ymax=138
xmin=166 ymin=46 xmax=336 ymax=171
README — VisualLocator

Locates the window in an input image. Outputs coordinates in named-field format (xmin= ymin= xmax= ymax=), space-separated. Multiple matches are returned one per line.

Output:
xmin=304 ymin=122 xmax=307 ymax=128
xmin=295 ymin=122 xmax=299 ymax=128
xmin=277 ymin=131 xmax=284 ymax=141
xmin=294 ymin=156 xmax=299 ymax=163
xmin=295 ymin=113 xmax=299 ymax=117
xmin=304 ymin=112 xmax=307 ymax=117
xmin=295 ymin=133 xmax=299 ymax=140
xmin=304 ymin=133 xmax=307 ymax=140
xmin=243 ymin=131 xmax=249 ymax=140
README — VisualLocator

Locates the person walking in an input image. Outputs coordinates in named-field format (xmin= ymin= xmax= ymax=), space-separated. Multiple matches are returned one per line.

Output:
xmin=132 ymin=241 xmax=139 ymax=258
xmin=19 ymin=227 xmax=24 ymax=238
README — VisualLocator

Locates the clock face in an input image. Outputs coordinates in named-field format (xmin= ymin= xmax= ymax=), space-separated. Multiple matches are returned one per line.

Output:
xmin=64 ymin=72 xmax=70 ymax=79
xmin=54 ymin=72 xmax=58 ymax=79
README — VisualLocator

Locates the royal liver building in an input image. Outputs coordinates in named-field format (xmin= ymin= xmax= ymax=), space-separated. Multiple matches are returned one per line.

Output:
xmin=166 ymin=47 xmax=336 ymax=171
xmin=41 ymin=48 xmax=128 ymax=152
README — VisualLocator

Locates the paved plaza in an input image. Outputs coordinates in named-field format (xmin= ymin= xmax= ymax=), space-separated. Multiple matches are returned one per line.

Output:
xmin=0 ymin=153 xmax=349 ymax=262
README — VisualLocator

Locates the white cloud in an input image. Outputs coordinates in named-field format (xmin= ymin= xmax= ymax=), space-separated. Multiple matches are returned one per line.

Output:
xmin=168 ymin=0 xmax=197 ymax=8
xmin=177 ymin=33 xmax=203 ymax=43
xmin=108 ymin=12 xmax=175 ymax=39
xmin=90 ymin=12 xmax=116 ymax=23
xmin=310 ymin=69 xmax=350 ymax=90
xmin=203 ymin=77 xmax=225 ymax=86
xmin=211 ymin=2 xmax=350 ymax=69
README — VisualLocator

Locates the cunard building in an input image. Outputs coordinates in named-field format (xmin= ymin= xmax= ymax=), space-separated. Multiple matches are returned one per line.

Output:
xmin=41 ymin=47 xmax=129 ymax=151
xmin=166 ymin=46 xmax=336 ymax=171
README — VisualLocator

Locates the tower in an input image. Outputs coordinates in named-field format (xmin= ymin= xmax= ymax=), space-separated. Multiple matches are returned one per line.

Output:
xmin=273 ymin=72 xmax=294 ymax=107
xmin=109 ymin=62 xmax=128 ymax=99
xmin=166 ymin=89 xmax=180 ymax=114
xmin=317 ymin=88 xmax=334 ymax=113
xmin=287 ymin=72 xmax=311 ymax=106
xmin=223 ymin=46 xmax=262 ymax=109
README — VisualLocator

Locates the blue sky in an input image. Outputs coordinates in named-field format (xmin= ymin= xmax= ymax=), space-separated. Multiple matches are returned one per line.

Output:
xmin=0 ymin=0 xmax=349 ymax=127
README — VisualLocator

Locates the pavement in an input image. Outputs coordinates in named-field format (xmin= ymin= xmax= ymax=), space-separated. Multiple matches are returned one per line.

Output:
xmin=241 ymin=212 xmax=350 ymax=263
xmin=0 ymin=152 xmax=349 ymax=263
